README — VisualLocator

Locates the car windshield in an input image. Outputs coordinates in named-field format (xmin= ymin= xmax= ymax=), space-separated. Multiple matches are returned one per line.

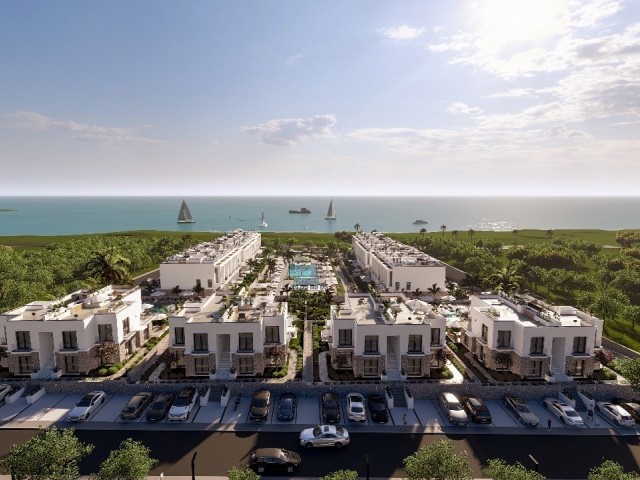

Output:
xmin=313 ymin=426 xmax=322 ymax=436
xmin=77 ymin=395 xmax=95 ymax=407
xmin=351 ymin=405 xmax=364 ymax=412
xmin=325 ymin=400 xmax=337 ymax=408
xmin=253 ymin=398 xmax=267 ymax=407
xmin=280 ymin=399 xmax=293 ymax=409
xmin=150 ymin=402 xmax=165 ymax=409
xmin=335 ymin=426 xmax=345 ymax=435
xmin=174 ymin=395 xmax=191 ymax=407
xmin=517 ymin=404 xmax=532 ymax=413
xmin=450 ymin=402 xmax=464 ymax=411
xmin=566 ymin=410 xmax=580 ymax=417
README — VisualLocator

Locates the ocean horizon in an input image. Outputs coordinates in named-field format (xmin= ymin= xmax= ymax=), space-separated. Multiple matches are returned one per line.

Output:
xmin=0 ymin=196 xmax=639 ymax=236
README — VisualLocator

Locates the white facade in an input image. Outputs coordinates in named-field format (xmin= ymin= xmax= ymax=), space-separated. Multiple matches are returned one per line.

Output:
xmin=169 ymin=293 xmax=293 ymax=378
xmin=352 ymin=233 xmax=446 ymax=292
xmin=160 ymin=230 xmax=261 ymax=290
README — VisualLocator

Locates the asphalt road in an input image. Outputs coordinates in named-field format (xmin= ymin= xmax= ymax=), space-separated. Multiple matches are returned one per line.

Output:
xmin=2 ymin=429 xmax=640 ymax=479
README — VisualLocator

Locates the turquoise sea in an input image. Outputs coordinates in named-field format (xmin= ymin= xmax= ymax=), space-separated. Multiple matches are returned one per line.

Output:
xmin=0 ymin=196 xmax=638 ymax=236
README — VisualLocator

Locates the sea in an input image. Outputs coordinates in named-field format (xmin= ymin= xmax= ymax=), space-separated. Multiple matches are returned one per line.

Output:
xmin=0 ymin=196 xmax=638 ymax=236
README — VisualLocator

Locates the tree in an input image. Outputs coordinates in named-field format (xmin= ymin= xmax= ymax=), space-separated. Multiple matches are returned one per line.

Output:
xmin=512 ymin=229 xmax=519 ymax=245
xmin=452 ymin=230 xmax=459 ymax=237
xmin=414 ymin=288 xmax=422 ymax=299
xmin=320 ymin=470 xmax=359 ymax=480
xmin=546 ymin=229 xmax=554 ymax=239
xmin=193 ymin=283 xmax=205 ymax=298
xmin=626 ymin=305 xmax=640 ymax=330
xmin=440 ymin=225 xmax=447 ymax=236
xmin=85 ymin=248 xmax=131 ymax=285
xmin=94 ymin=341 xmax=120 ymax=367
xmin=619 ymin=358 xmax=640 ymax=391
xmin=494 ymin=352 xmax=513 ymax=371
xmin=354 ymin=223 xmax=361 ymax=232
xmin=181 ymin=234 xmax=193 ymax=249
xmin=483 ymin=459 xmax=545 ymax=480
xmin=616 ymin=230 xmax=640 ymax=248
xmin=467 ymin=228 xmax=475 ymax=239
xmin=264 ymin=344 xmax=287 ymax=367
xmin=577 ymin=288 xmax=629 ymax=324
xmin=227 ymin=466 xmax=261 ymax=480
xmin=403 ymin=440 xmax=473 ymax=480
xmin=588 ymin=459 xmax=640 ymax=480
xmin=490 ymin=264 xmax=523 ymax=294
xmin=91 ymin=438 xmax=157 ymax=480
xmin=427 ymin=283 xmax=442 ymax=297
xmin=420 ymin=228 xmax=427 ymax=235
xmin=0 ymin=427 xmax=94 ymax=480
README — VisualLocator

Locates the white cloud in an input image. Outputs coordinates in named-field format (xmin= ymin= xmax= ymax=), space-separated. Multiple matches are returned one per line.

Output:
xmin=285 ymin=54 xmax=302 ymax=65
xmin=484 ymin=88 xmax=537 ymax=99
xmin=380 ymin=24 xmax=425 ymax=41
xmin=544 ymin=124 xmax=589 ymax=138
xmin=244 ymin=114 xmax=337 ymax=146
xmin=4 ymin=111 xmax=160 ymax=146
xmin=447 ymin=102 xmax=482 ymax=115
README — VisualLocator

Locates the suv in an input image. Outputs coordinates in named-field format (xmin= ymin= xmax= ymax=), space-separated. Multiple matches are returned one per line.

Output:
xmin=504 ymin=395 xmax=540 ymax=427
xmin=120 ymin=391 xmax=153 ymax=419
xmin=249 ymin=390 xmax=271 ymax=421
xmin=168 ymin=387 xmax=198 ymax=421
xmin=250 ymin=448 xmax=301 ymax=474
xmin=463 ymin=397 xmax=492 ymax=424
xmin=439 ymin=392 xmax=468 ymax=425
xmin=321 ymin=392 xmax=340 ymax=424
xmin=368 ymin=394 xmax=389 ymax=424
xmin=347 ymin=392 xmax=366 ymax=421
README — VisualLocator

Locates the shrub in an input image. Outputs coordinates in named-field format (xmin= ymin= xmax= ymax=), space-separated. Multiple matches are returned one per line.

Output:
xmin=446 ymin=341 xmax=458 ymax=352
xmin=98 ymin=368 xmax=108 ymax=376
xmin=107 ymin=366 xmax=118 ymax=375
xmin=289 ymin=337 xmax=300 ymax=349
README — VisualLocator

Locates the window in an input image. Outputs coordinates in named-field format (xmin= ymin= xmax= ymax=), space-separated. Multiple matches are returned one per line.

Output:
xmin=194 ymin=357 xmax=209 ymax=375
xmin=405 ymin=282 xmax=411 ymax=291
xmin=530 ymin=360 xmax=543 ymax=376
xmin=575 ymin=359 xmax=585 ymax=376
xmin=193 ymin=333 xmax=208 ymax=352
xmin=395 ymin=282 xmax=400 ymax=291
xmin=338 ymin=329 xmax=352 ymax=347
xmin=196 ymin=279 xmax=201 ymax=287
xmin=62 ymin=331 xmax=78 ymax=349
xmin=408 ymin=335 xmax=423 ymax=353
xmin=363 ymin=357 xmax=378 ymax=376
xmin=530 ymin=337 xmax=544 ymax=355
xmin=207 ymin=279 xmax=213 ymax=288
xmin=18 ymin=356 xmax=32 ymax=373
xmin=406 ymin=357 xmax=421 ymax=375
xmin=497 ymin=330 xmax=511 ymax=348
xmin=122 ymin=317 xmax=130 ymax=336
xmin=481 ymin=324 xmax=488 ymax=342
xmin=573 ymin=336 xmax=587 ymax=354
xmin=239 ymin=333 xmax=253 ymax=352
xmin=430 ymin=328 xmax=441 ymax=347
xmin=174 ymin=327 xmax=185 ymax=346
xmin=16 ymin=331 xmax=31 ymax=350
xmin=238 ymin=356 xmax=254 ymax=374
xmin=364 ymin=336 xmax=379 ymax=354
xmin=64 ymin=355 xmax=79 ymax=373
xmin=265 ymin=326 xmax=279 ymax=344
xmin=98 ymin=324 xmax=113 ymax=342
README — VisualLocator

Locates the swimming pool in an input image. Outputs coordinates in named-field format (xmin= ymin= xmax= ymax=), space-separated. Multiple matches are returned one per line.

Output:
xmin=289 ymin=263 xmax=319 ymax=286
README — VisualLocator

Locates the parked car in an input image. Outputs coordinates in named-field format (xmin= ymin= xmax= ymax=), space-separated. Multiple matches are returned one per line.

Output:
xmin=67 ymin=391 xmax=106 ymax=422
xmin=368 ymin=394 xmax=389 ymax=424
xmin=120 ymin=391 xmax=153 ymax=419
xmin=249 ymin=448 xmax=301 ymax=474
xmin=249 ymin=389 xmax=271 ymax=421
xmin=299 ymin=424 xmax=350 ymax=448
xmin=146 ymin=393 xmax=175 ymax=422
xmin=347 ymin=392 xmax=366 ymax=422
xmin=612 ymin=398 xmax=640 ymax=423
xmin=543 ymin=398 xmax=584 ymax=426
xmin=596 ymin=401 xmax=636 ymax=426
xmin=439 ymin=392 xmax=468 ymax=425
xmin=463 ymin=397 xmax=492 ymax=424
xmin=321 ymin=391 xmax=341 ymax=424
xmin=0 ymin=384 xmax=12 ymax=403
xmin=168 ymin=387 xmax=198 ymax=421
xmin=277 ymin=393 xmax=297 ymax=421
xmin=504 ymin=396 xmax=540 ymax=426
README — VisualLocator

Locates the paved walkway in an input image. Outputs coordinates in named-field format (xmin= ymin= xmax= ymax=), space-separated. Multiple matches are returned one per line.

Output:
xmin=302 ymin=320 xmax=314 ymax=383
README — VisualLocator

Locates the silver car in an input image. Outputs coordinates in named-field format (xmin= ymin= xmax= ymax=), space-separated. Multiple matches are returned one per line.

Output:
xmin=596 ymin=401 xmax=636 ymax=427
xmin=439 ymin=392 xmax=468 ymax=425
xmin=504 ymin=396 xmax=539 ymax=427
xmin=67 ymin=391 xmax=106 ymax=422
xmin=299 ymin=424 xmax=350 ymax=449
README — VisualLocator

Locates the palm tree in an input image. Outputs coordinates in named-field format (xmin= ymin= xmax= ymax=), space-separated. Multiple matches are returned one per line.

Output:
xmin=512 ymin=229 xmax=519 ymax=245
xmin=467 ymin=228 xmax=475 ymax=239
xmin=414 ymin=287 xmax=422 ymax=299
xmin=181 ymin=234 xmax=193 ymax=249
xmin=354 ymin=223 xmax=361 ymax=232
xmin=490 ymin=264 xmax=523 ymax=294
xmin=303 ymin=240 xmax=313 ymax=252
xmin=280 ymin=283 xmax=293 ymax=298
xmin=86 ymin=248 xmax=131 ymax=286
xmin=420 ymin=228 xmax=427 ymax=235
xmin=452 ymin=230 xmax=459 ymax=238
xmin=546 ymin=229 xmax=554 ymax=239
xmin=440 ymin=225 xmax=447 ymax=236
xmin=266 ymin=257 xmax=277 ymax=275
xmin=461 ymin=273 xmax=481 ymax=294
xmin=286 ymin=237 xmax=297 ymax=249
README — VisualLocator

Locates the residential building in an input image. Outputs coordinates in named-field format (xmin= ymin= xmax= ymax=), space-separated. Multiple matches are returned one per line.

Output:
xmin=169 ymin=292 xmax=293 ymax=379
xmin=327 ymin=294 xmax=446 ymax=379
xmin=352 ymin=232 xmax=446 ymax=292
xmin=462 ymin=292 xmax=603 ymax=381
xmin=0 ymin=286 xmax=149 ymax=377
xmin=160 ymin=230 xmax=261 ymax=291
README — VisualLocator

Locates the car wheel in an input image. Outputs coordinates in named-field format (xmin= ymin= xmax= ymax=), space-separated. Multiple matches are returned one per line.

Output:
xmin=305 ymin=442 xmax=313 ymax=449
xmin=287 ymin=466 xmax=294 ymax=473
xmin=335 ymin=442 xmax=342 ymax=448
xmin=257 ymin=467 xmax=265 ymax=474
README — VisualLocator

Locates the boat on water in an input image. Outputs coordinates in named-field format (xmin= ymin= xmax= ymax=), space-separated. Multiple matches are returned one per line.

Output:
xmin=325 ymin=199 xmax=336 ymax=220
xmin=412 ymin=219 xmax=428 ymax=225
xmin=289 ymin=207 xmax=311 ymax=214
xmin=177 ymin=200 xmax=195 ymax=224
xmin=259 ymin=209 xmax=268 ymax=228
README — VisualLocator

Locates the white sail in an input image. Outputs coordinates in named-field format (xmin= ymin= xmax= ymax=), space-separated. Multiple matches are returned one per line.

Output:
xmin=177 ymin=200 xmax=195 ymax=223
xmin=259 ymin=209 xmax=268 ymax=228
xmin=325 ymin=199 xmax=336 ymax=220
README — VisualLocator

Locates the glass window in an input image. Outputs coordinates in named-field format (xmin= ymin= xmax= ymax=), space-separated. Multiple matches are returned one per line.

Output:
xmin=364 ymin=336 xmax=378 ymax=353
xmin=497 ymin=330 xmax=511 ymax=348
xmin=265 ymin=326 xmax=279 ymax=344
xmin=363 ymin=357 xmax=378 ymax=376
xmin=18 ymin=356 xmax=32 ymax=373
xmin=193 ymin=333 xmax=208 ymax=352
xmin=207 ymin=279 xmax=213 ymax=288
xmin=98 ymin=324 xmax=113 ymax=342
xmin=238 ymin=356 xmax=253 ymax=374
xmin=481 ymin=324 xmax=488 ymax=342
xmin=16 ymin=331 xmax=31 ymax=350
xmin=530 ymin=360 xmax=543 ymax=376
xmin=338 ymin=329 xmax=352 ymax=347
xmin=196 ymin=279 xmax=201 ymax=287
xmin=395 ymin=282 xmax=400 ymax=291
xmin=194 ymin=357 xmax=209 ymax=375
xmin=406 ymin=357 xmax=421 ymax=375
xmin=575 ymin=360 xmax=585 ymax=376
xmin=530 ymin=337 xmax=544 ymax=355
xmin=408 ymin=335 xmax=423 ymax=353
xmin=64 ymin=355 xmax=79 ymax=373
xmin=239 ymin=333 xmax=253 ymax=351
xmin=62 ymin=331 xmax=78 ymax=349
xmin=122 ymin=317 xmax=130 ymax=335
xmin=431 ymin=328 xmax=441 ymax=347
xmin=573 ymin=336 xmax=587 ymax=354
xmin=174 ymin=327 xmax=185 ymax=345
xmin=405 ymin=282 xmax=411 ymax=291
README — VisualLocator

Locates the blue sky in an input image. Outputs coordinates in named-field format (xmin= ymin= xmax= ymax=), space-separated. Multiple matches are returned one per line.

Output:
xmin=1 ymin=0 xmax=639 ymax=196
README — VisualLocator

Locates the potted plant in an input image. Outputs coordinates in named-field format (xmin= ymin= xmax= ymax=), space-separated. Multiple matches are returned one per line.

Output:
xmin=380 ymin=370 xmax=388 ymax=381
xmin=400 ymin=367 xmax=408 ymax=381
xmin=199 ymin=386 xmax=211 ymax=407
xmin=221 ymin=385 xmax=231 ymax=407
xmin=27 ymin=385 xmax=46 ymax=404
xmin=229 ymin=367 xmax=237 ymax=380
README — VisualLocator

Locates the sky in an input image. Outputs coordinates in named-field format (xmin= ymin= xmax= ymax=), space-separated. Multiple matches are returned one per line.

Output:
xmin=1 ymin=0 xmax=639 ymax=196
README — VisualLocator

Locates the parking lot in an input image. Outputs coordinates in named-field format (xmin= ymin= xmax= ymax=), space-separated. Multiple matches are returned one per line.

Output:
xmin=2 ymin=390 xmax=639 ymax=435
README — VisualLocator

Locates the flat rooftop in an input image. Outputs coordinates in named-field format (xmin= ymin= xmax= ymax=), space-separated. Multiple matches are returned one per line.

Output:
xmin=333 ymin=295 xmax=437 ymax=326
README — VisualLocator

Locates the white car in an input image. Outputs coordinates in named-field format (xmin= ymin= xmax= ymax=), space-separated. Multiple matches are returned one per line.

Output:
xmin=0 ymin=384 xmax=12 ymax=403
xmin=439 ymin=392 xmax=468 ymax=425
xmin=346 ymin=392 xmax=366 ymax=422
xmin=67 ymin=391 xmax=106 ymax=422
xmin=543 ymin=398 xmax=584 ymax=426
xmin=168 ymin=387 xmax=198 ymax=421
xmin=299 ymin=425 xmax=350 ymax=448
xmin=596 ymin=401 xmax=636 ymax=427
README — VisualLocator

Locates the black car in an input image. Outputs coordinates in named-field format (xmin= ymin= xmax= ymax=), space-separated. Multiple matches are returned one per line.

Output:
xmin=277 ymin=393 xmax=297 ymax=421
xmin=613 ymin=398 xmax=640 ymax=423
xmin=368 ymin=394 xmax=389 ymax=423
xmin=250 ymin=448 xmax=301 ymax=474
xmin=321 ymin=392 xmax=340 ymax=424
xmin=120 ymin=391 xmax=153 ymax=419
xmin=249 ymin=390 xmax=271 ymax=421
xmin=146 ymin=393 xmax=175 ymax=422
xmin=463 ymin=397 xmax=492 ymax=424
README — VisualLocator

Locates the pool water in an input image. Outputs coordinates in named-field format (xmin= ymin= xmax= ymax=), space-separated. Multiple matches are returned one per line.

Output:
xmin=289 ymin=264 xmax=318 ymax=278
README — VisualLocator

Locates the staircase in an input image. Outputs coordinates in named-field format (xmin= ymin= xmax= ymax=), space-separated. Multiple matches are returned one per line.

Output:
xmin=389 ymin=385 xmax=407 ymax=408
xmin=33 ymin=359 xmax=55 ymax=380
xmin=385 ymin=354 xmax=403 ymax=381
xmin=214 ymin=336 xmax=232 ymax=380
xmin=548 ymin=365 xmax=573 ymax=383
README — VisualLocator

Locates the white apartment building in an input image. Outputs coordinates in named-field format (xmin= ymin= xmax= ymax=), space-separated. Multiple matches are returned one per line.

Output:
xmin=169 ymin=293 xmax=293 ymax=378
xmin=352 ymin=233 xmax=446 ymax=293
xmin=462 ymin=292 xmax=604 ymax=381
xmin=160 ymin=230 xmax=261 ymax=291
xmin=0 ymin=286 xmax=149 ymax=378
xmin=327 ymin=294 xmax=446 ymax=379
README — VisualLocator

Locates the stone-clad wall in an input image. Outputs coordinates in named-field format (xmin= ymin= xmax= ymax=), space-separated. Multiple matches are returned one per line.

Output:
xmin=565 ymin=355 xmax=596 ymax=377
xmin=353 ymin=355 xmax=386 ymax=378
xmin=8 ymin=352 xmax=40 ymax=375
xmin=329 ymin=347 xmax=354 ymax=369
xmin=184 ymin=353 xmax=216 ymax=377
xmin=231 ymin=353 xmax=266 ymax=376
xmin=55 ymin=347 xmax=100 ymax=375
xmin=401 ymin=354 xmax=432 ymax=377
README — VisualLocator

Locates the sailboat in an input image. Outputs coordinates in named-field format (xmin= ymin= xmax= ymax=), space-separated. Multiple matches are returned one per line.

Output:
xmin=177 ymin=200 xmax=195 ymax=224
xmin=259 ymin=209 xmax=268 ymax=228
xmin=325 ymin=199 xmax=336 ymax=220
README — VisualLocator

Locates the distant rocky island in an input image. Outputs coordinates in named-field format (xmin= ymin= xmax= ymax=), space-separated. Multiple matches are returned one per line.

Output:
xmin=0 ymin=208 xmax=18 ymax=212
